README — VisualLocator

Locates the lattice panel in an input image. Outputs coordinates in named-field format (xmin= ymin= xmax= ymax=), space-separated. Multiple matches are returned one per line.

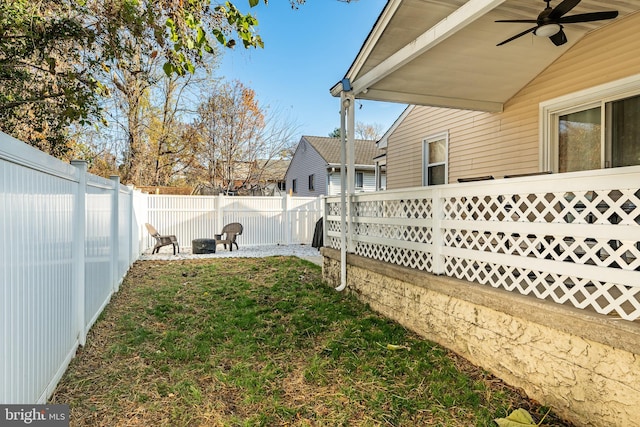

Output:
xmin=353 ymin=223 xmax=433 ymax=244
xmin=443 ymin=229 xmax=640 ymax=271
xmin=444 ymin=189 xmax=640 ymax=225
xmin=327 ymin=236 xmax=341 ymax=250
xmin=443 ymin=256 xmax=640 ymax=320
xmin=353 ymin=198 xmax=433 ymax=219
xmin=355 ymin=243 xmax=433 ymax=272
xmin=327 ymin=201 xmax=341 ymax=217
xmin=325 ymin=219 xmax=346 ymax=250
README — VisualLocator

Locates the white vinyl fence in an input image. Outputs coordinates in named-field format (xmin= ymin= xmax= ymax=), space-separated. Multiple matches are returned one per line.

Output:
xmin=1 ymin=133 xmax=144 ymax=405
xmin=1 ymin=131 xmax=322 ymax=405
xmin=145 ymin=194 xmax=322 ymax=250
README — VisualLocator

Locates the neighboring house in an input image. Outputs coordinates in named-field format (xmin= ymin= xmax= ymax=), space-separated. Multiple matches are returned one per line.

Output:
xmin=251 ymin=159 xmax=289 ymax=196
xmin=192 ymin=159 xmax=289 ymax=196
xmin=324 ymin=2 xmax=640 ymax=426
xmin=285 ymin=136 xmax=380 ymax=196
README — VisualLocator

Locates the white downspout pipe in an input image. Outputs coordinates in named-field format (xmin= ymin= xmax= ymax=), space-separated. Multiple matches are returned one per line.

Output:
xmin=346 ymin=92 xmax=355 ymax=254
xmin=336 ymin=90 xmax=349 ymax=291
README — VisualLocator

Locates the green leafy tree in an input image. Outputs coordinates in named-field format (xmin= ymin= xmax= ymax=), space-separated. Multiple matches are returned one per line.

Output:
xmin=0 ymin=1 xmax=100 ymax=156
xmin=0 ymin=0 xmax=310 ymax=156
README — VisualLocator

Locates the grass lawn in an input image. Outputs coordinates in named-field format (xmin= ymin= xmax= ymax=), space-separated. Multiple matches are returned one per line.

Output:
xmin=51 ymin=256 xmax=571 ymax=426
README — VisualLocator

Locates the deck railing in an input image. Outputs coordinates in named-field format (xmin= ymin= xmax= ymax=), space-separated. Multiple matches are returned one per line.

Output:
xmin=325 ymin=166 xmax=640 ymax=321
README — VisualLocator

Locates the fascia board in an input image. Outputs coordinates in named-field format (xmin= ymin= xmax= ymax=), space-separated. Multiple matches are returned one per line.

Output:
xmin=378 ymin=105 xmax=416 ymax=149
xmin=363 ymin=88 xmax=504 ymax=113
xmin=330 ymin=0 xmax=403 ymax=97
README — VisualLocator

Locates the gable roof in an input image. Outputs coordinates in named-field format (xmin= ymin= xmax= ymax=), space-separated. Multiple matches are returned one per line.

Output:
xmin=302 ymin=136 xmax=380 ymax=166
xmin=331 ymin=0 xmax=639 ymax=112
xmin=255 ymin=159 xmax=289 ymax=180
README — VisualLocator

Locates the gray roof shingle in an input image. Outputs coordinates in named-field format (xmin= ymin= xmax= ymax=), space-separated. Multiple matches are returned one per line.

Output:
xmin=302 ymin=136 xmax=380 ymax=165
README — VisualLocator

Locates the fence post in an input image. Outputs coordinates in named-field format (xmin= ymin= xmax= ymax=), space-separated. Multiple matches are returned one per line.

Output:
xmin=217 ymin=193 xmax=225 ymax=233
xmin=127 ymin=185 xmax=135 ymax=266
xmin=321 ymin=196 xmax=327 ymax=250
xmin=283 ymin=194 xmax=291 ymax=245
xmin=432 ymin=188 xmax=444 ymax=275
xmin=71 ymin=161 xmax=87 ymax=346
xmin=110 ymin=176 xmax=120 ymax=292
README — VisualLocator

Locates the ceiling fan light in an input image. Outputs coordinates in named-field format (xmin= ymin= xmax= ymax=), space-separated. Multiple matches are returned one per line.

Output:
xmin=534 ymin=23 xmax=561 ymax=37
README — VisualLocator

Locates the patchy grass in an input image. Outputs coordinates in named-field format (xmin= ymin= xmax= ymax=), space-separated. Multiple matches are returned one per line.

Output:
xmin=51 ymin=256 xmax=571 ymax=426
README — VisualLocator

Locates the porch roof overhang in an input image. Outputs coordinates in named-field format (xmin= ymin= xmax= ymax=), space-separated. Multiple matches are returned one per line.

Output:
xmin=330 ymin=0 xmax=639 ymax=113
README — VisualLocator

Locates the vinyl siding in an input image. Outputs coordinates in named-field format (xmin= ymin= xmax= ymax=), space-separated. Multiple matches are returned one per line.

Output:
xmin=327 ymin=170 xmax=376 ymax=196
xmin=285 ymin=140 xmax=328 ymax=196
xmin=386 ymin=12 xmax=640 ymax=189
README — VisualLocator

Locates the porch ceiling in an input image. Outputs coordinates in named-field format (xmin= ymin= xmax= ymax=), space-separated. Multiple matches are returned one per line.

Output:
xmin=332 ymin=0 xmax=640 ymax=112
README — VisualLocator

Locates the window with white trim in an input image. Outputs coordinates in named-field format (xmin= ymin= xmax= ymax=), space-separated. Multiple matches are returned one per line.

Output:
xmin=355 ymin=172 xmax=364 ymax=189
xmin=542 ymin=75 xmax=640 ymax=172
xmin=422 ymin=131 xmax=448 ymax=186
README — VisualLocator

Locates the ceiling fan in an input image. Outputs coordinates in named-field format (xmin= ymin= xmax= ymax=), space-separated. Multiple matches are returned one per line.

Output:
xmin=496 ymin=0 xmax=618 ymax=46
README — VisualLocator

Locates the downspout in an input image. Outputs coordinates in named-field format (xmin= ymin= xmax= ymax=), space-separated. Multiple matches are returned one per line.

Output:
xmin=336 ymin=88 xmax=349 ymax=291
xmin=336 ymin=78 xmax=357 ymax=291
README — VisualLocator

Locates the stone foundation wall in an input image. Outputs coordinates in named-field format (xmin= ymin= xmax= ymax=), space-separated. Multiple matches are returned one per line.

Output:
xmin=321 ymin=248 xmax=640 ymax=427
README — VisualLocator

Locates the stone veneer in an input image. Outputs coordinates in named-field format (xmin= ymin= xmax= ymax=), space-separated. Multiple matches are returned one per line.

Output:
xmin=321 ymin=247 xmax=640 ymax=427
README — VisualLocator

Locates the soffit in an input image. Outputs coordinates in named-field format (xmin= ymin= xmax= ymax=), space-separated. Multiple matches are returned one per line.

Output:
xmin=337 ymin=0 xmax=640 ymax=112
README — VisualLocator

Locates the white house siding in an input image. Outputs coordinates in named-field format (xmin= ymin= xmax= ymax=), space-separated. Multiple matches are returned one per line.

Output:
xmin=327 ymin=169 xmax=376 ymax=196
xmin=386 ymin=12 xmax=640 ymax=190
xmin=285 ymin=139 xmax=328 ymax=197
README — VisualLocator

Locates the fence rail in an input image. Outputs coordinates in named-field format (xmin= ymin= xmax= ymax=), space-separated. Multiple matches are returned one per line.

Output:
xmin=326 ymin=166 xmax=640 ymax=321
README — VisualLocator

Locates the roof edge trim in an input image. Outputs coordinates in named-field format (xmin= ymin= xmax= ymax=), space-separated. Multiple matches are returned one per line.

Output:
xmin=378 ymin=105 xmax=415 ymax=148
xmin=363 ymin=89 xmax=503 ymax=112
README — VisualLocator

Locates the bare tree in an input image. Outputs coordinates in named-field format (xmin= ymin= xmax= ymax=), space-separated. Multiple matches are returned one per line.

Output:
xmin=330 ymin=122 xmax=383 ymax=140
xmin=194 ymin=80 xmax=298 ymax=194
xmin=355 ymin=122 xmax=384 ymax=140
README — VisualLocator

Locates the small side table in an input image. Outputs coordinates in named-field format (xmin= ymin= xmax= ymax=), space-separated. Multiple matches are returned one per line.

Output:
xmin=192 ymin=238 xmax=217 ymax=254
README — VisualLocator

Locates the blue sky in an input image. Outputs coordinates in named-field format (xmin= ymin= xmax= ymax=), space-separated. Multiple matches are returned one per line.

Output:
xmin=217 ymin=0 xmax=407 ymax=140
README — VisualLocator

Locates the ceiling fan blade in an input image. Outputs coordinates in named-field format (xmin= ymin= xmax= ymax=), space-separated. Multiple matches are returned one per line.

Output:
xmin=550 ymin=28 xmax=568 ymax=46
xmin=496 ymin=26 xmax=537 ymax=46
xmin=549 ymin=0 xmax=581 ymax=20
xmin=559 ymin=11 xmax=619 ymax=24
xmin=495 ymin=19 xmax=538 ymax=23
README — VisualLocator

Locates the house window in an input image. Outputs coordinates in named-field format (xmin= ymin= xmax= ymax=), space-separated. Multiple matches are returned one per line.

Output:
xmin=542 ymin=75 xmax=640 ymax=172
xmin=422 ymin=131 xmax=448 ymax=186
xmin=308 ymin=174 xmax=315 ymax=191
xmin=355 ymin=172 xmax=364 ymax=189
xmin=292 ymin=179 xmax=297 ymax=193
